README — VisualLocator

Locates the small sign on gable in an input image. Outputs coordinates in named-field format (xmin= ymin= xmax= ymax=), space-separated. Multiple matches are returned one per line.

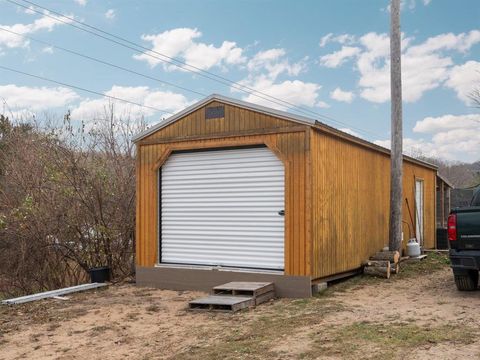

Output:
xmin=205 ymin=106 xmax=225 ymax=119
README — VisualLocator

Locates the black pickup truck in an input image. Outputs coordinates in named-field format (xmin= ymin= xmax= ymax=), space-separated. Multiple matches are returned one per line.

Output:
xmin=449 ymin=188 xmax=480 ymax=291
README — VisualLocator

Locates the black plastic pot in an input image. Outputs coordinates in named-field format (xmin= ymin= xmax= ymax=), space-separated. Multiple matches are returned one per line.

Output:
xmin=89 ymin=266 xmax=111 ymax=283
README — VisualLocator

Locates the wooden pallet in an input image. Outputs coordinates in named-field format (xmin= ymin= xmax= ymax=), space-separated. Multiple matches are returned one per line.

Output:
xmin=213 ymin=281 xmax=275 ymax=306
xmin=189 ymin=295 xmax=254 ymax=312
xmin=213 ymin=281 xmax=273 ymax=296
xmin=189 ymin=281 xmax=275 ymax=312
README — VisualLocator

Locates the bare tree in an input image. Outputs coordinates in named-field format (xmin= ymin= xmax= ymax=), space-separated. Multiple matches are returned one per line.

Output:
xmin=0 ymin=104 xmax=145 ymax=296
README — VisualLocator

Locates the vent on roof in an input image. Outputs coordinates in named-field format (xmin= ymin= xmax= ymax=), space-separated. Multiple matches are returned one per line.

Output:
xmin=205 ymin=105 xmax=225 ymax=119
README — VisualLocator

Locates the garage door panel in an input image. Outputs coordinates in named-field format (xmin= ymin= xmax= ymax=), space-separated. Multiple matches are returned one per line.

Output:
xmin=162 ymin=220 xmax=284 ymax=227
xmin=164 ymin=158 xmax=277 ymax=174
xmin=162 ymin=212 xmax=283 ymax=219
xmin=162 ymin=189 xmax=283 ymax=197
xmin=161 ymin=147 xmax=285 ymax=270
xmin=162 ymin=171 xmax=284 ymax=182
xmin=162 ymin=181 xmax=283 ymax=189
xmin=162 ymin=257 xmax=282 ymax=269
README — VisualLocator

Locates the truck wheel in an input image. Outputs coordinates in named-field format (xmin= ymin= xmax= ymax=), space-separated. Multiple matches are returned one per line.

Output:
xmin=454 ymin=271 xmax=479 ymax=291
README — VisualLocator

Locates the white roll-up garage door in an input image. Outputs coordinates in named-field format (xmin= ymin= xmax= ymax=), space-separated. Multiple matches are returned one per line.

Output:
xmin=160 ymin=147 xmax=285 ymax=270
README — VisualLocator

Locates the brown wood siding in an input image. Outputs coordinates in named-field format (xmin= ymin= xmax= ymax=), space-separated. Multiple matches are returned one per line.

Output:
xmin=310 ymin=129 xmax=436 ymax=279
xmin=136 ymin=98 xmax=436 ymax=280
xmin=136 ymin=102 xmax=311 ymax=276
xmin=141 ymin=101 xmax=299 ymax=143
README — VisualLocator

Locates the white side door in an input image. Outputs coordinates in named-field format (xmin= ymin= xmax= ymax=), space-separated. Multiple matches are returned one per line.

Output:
xmin=415 ymin=179 xmax=424 ymax=245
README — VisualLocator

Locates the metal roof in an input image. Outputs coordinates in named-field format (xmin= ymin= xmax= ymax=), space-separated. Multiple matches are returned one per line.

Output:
xmin=132 ymin=93 xmax=437 ymax=170
xmin=437 ymin=173 xmax=454 ymax=189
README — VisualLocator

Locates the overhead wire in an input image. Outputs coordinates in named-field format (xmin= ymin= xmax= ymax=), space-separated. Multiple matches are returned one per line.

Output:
xmin=0 ymin=65 xmax=175 ymax=115
xmin=6 ymin=0 xmax=318 ymax=120
xmin=4 ymin=0 xmax=383 ymax=138
xmin=0 ymin=27 xmax=208 ymax=98
xmin=12 ymin=0 xmax=319 ymax=112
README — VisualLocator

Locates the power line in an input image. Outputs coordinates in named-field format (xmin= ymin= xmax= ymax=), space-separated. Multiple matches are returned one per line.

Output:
xmin=0 ymin=65 xmax=174 ymax=115
xmin=10 ymin=0 xmax=381 ymax=138
xmin=6 ymin=0 xmax=312 ymax=119
xmin=0 ymin=27 xmax=208 ymax=98
xmin=13 ymin=0 xmax=311 ymax=112
xmin=6 ymin=0 xmax=381 ymax=138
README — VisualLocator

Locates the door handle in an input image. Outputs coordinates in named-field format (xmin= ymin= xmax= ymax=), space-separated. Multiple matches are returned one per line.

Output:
xmin=278 ymin=210 xmax=285 ymax=216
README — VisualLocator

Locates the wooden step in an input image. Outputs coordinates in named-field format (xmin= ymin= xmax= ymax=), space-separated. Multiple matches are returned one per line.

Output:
xmin=212 ymin=281 xmax=274 ymax=298
xmin=189 ymin=295 xmax=254 ymax=312
xmin=252 ymin=289 xmax=275 ymax=306
xmin=189 ymin=282 xmax=276 ymax=312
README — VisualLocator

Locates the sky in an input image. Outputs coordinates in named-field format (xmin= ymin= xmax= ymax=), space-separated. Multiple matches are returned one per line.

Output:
xmin=0 ymin=0 xmax=479 ymax=162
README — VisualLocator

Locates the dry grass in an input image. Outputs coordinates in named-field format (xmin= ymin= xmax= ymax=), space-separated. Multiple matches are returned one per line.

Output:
xmin=304 ymin=321 xmax=477 ymax=360
xmin=3 ymin=253 xmax=479 ymax=360
xmin=173 ymin=298 xmax=346 ymax=359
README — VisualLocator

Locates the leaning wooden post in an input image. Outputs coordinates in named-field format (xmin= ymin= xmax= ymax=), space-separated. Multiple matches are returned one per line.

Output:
xmin=389 ymin=0 xmax=403 ymax=252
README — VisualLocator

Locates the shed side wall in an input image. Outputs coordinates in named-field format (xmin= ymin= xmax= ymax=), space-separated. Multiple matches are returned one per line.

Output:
xmin=310 ymin=129 xmax=436 ymax=279
xmin=136 ymin=102 xmax=311 ymax=276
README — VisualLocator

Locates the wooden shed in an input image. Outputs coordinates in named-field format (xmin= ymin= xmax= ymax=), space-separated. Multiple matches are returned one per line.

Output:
xmin=133 ymin=94 xmax=437 ymax=297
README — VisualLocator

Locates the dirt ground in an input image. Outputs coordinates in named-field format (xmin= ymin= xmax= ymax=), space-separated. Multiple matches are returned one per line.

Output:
xmin=1 ymin=253 xmax=480 ymax=360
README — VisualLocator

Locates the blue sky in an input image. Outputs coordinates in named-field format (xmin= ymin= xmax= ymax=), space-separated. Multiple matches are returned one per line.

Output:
xmin=0 ymin=0 xmax=479 ymax=161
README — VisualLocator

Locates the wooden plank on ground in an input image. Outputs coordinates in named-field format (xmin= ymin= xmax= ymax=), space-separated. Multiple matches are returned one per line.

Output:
xmin=405 ymin=254 xmax=428 ymax=262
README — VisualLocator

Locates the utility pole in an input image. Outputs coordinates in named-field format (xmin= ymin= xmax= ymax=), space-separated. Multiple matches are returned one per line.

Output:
xmin=389 ymin=0 xmax=403 ymax=251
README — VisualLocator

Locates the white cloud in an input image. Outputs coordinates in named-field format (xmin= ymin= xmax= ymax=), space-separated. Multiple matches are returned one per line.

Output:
xmin=233 ymin=47 xmax=323 ymax=111
xmin=105 ymin=9 xmax=116 ymax=20
xmin=319 ymin=46 xmax=360 ymax=68
xmin=42 ymin=46 xmax=53 ymax=54
xmin=70 ymin=86 xmax=194 ymax=120
xmin=247 ymin=48 xmax=306 ymax=79
xmin=316 ymin=100 xmax=330 ymax=108
xmin=319 ymin=33 xmax=356 ymax=47
xmin=0 ymin=12 xmax=74 ymax=49
xmin=24 ymin=6 xmax=35 ymax=15
xmin=413 ymin=113 xmax=480 ymax=133
xmin=134 ymin=28 xmax=245 ymax=71
xmin=319 ymin=33 xmax=334 ymax=48
xmin=330 ymin=87 xmax=355 ymax=103
xmin=408 ymin=30 xmax=480 ymax=55
xmin=339 ymin=128 xmax=361 ymax=137
xmin=235 ymin=75 xmax=322 ymax=111
xmin=383 ymin=0 xmax=431 ymax=12
xmin=74 ymin=0 xmax=87 ymax=6
xmin=376 ymin=113 xmax=480 ymax=161
xmin=445 ymin=61 xmax=480 ymax=104
xmin=0 ymin=84 xmax=79 ymax=112
xmin=320 ymin=29 xmax=480 ymax=103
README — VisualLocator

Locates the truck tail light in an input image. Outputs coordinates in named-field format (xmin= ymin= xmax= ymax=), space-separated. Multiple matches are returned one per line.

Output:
xmin=448 ymin=214 xmax=457 ymax=241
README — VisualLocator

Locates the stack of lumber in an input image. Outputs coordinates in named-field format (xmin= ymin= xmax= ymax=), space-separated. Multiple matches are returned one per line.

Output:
xmin=363 ymin=250 xmax=400 ymax=279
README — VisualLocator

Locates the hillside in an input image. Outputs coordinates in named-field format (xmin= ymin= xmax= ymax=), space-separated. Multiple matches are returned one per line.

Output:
xmin=419 ymin=157 xmax=480 ymax=189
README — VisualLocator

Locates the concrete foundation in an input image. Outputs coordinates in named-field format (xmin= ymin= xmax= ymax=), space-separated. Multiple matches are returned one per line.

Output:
xmin=136 ymin=266 xmax=312 ymax=298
